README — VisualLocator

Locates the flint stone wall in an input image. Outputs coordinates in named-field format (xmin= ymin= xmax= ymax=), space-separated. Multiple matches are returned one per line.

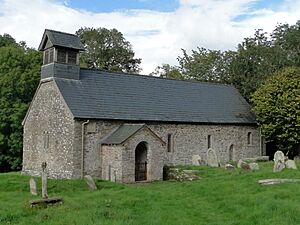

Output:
xmin=22 ymin=80 xmax=75 ymax=178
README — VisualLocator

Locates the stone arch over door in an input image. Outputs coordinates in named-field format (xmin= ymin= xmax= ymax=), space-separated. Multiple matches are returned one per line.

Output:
xmin=229 ymin=144 xmax=234 ymax=161
xmin=135 ymin=141 xmax=148 ymax=181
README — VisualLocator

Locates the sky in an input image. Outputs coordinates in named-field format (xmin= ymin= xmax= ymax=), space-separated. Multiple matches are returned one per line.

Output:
xmin=0 ymin=0 xmax=299 ymax=74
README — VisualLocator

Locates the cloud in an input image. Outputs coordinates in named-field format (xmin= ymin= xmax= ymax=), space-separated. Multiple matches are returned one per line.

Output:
xmin=0 ymin=0 xmax=299 ymax=74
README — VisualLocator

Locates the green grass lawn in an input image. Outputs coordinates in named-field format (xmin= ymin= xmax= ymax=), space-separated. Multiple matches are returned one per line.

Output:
xmin=1 ymin=162 xmax=300 ymax=225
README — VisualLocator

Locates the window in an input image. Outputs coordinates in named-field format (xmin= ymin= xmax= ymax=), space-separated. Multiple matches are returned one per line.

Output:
xmin=44 ymin=50 xmax=49 ymax=64
xmin=247 ymin=132 xmax=252 ymax=145
xmin=208 ymin=135 xmax=211 ymax=149
xmin=43 ymin=131 xmax=49 ymax=149
xmin=57 ymin=49 xmax=67 ymax=63
xmin=43 ymin=48 xmax=54 ymax=65
xmin=49 ymin=48 xmax=54 ymax=63
xmin=68 ymin=51 xmax=77 ymax=64
xmin=167 ymin=133 xmax=173 ymax=152
xmin=229 ymin=144 xmax=234 ymax=161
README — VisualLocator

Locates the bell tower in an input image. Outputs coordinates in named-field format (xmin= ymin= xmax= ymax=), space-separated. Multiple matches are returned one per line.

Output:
xmin=38 ymin=29 xmax=85 ymax=80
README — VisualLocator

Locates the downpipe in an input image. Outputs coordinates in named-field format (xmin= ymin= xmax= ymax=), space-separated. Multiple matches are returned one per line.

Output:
xmin=81 ymin=120 xmax=89 ymax=178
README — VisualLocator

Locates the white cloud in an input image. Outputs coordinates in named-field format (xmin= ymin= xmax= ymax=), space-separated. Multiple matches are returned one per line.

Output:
xmin=0 ymin=0 xmax=299 ymax=74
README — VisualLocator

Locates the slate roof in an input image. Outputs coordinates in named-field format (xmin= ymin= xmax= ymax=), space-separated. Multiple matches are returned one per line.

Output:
xmin=101 ymin=124 xmax=145 ymax=144
xmin=38 ymin=29 xmax=85 ymax=51
xmin=53 ymin=69 xmax=256 ymax=124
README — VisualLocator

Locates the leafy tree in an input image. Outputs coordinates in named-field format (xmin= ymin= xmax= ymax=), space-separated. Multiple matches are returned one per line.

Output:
xmin=0 ymin=36 xmax=42 ymax=171
xmin=150 ymin=64 xmax=184 ymax=80
xmin=251 ymin=67 xmax=300 ymax=157
xmin=177 ymin=48 xmax=235 ymax=83
xmin=76 ymin=27 xmax=141 ymax=73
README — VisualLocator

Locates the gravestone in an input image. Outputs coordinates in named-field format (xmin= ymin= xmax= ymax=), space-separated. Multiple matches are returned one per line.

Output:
xmin=206 ymin=148 xmax=219 ymax=167
xmin=41 ymin=162 xmax=48 ymax=199
xmin=224 ymin=164 xmax=235 ymax=170
xmin=192 ymin=155 xmax=202 ymax=166
xmin=84 ymin=175 xmax=97 ymax=190
xmin=240 ymin=161 xmax=251 ymax=171
xmin=249 ymin=162 xmax=259 ymax=171
xmin=29 ymin=178 xmax=37 ymax=196
xmin=273 ymin=151 xmax=285 ymax=172
xmin=237 ymin=159 xmax=245 ymax=168
xmin=285 ymin=160 xmax=297 ymax=170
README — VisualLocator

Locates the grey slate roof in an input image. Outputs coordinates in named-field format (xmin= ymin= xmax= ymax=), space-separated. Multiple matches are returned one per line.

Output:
xmin=101 ymin=124 xmax=145 ymax=144
xmin=38 ymin=29 xmax=85 ymax=51
xmin=54 ymin=69 xmax=257 ymax=124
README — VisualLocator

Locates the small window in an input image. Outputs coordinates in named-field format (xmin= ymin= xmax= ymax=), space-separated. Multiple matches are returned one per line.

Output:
xmin=247 ymin=132 xmax=252 ymax=145
xmin=229 ymin=144 xmax=234 ymax=161
xmin=167 ymin=133 xmax=172 ymax=152
xmin=208 ymin=135 xmax=211 ymax=149
xmin=68 ymin=51 xmax=77 ymax=64
xmin=43 ymin=131 xmax=49 ymax=149
xmin=57 ymin=49 xmax=67 ymax=63
xmin=44 ymin=50 xmax=49 ymax=65
xmin=49 ymin=48 xmax=54 ymax=63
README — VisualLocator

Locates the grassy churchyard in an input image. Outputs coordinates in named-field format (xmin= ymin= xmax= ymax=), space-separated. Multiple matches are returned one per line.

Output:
xmin=1 ymin=161 xmax=300 ymax=225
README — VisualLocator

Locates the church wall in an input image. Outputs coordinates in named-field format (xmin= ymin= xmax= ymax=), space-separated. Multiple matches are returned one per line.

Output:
xmin=22 ymin=80 xmax=75 ymax=179
xmin=75 ymin=120 xmax=260 ymax=181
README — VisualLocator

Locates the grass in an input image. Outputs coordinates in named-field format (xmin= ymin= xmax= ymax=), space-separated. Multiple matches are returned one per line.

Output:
xmin=1 ymin=161 xmax=300 ymax=225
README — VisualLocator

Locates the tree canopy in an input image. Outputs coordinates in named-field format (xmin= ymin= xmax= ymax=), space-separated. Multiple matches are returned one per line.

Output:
xmin=156 ymin=21 xmax=300 ymax=102
xmin=251 ymin=67 xmax=300 ymax=157
xmin=0 ymin=34 xmax=42 ymax=171
xmin=76 ymin=27 xmax=141 ymax=73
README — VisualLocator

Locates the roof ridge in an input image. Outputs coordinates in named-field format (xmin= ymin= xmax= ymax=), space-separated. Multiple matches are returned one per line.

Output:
xmin=45 ymin=29 xmax=78 ymax=37
xmin=79 ymin=68 xmax=234 ymax=88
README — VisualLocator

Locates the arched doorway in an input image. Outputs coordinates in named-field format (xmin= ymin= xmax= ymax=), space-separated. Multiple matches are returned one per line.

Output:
xmin=135 ymin=142 xmax=148 ymax=181
xmin=229 ymin=144 xmax=234 ymax=161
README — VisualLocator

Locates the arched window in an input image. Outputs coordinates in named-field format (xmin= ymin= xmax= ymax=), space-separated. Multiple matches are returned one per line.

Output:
xmin=229 ymin=144 xmax=234 ymax=161
xmin=247 ymin=132 xmax=252 ymax=145
xmin=208 ymin=135 xmax=212 ymax=149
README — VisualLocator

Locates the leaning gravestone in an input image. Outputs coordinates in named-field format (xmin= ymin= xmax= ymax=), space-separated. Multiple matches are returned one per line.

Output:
xmin=29 ymin=178 xmax=37 ymax=196
xmin=192 ymin=155 xmax=202 ymax=166
xmin=273 ymin=151 xmax=285 ymax=172
xmin=84 ymin=175 xmax=97 ymax=190
xmin=206 ymin=148 xmax=219 ymax=167
xmin=285 ymin=160 xmax=297 ymax=170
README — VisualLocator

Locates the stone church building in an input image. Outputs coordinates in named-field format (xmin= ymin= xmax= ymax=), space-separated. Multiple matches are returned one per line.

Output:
xmin=22 ymin=29 xmax=263 ymax=183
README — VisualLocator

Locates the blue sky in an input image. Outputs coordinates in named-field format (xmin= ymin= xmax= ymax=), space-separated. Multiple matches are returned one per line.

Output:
xmin=0 ymin=0 xmax=299 ymax=74
xmin=64 ymin=0 xmax=179 ymax=12
xmin=64 ymin=0 xmax=285 ymax=14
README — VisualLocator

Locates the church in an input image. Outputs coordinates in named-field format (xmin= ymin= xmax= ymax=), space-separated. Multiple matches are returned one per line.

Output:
xmin=22 ymin=29 xmax=262 ymax=183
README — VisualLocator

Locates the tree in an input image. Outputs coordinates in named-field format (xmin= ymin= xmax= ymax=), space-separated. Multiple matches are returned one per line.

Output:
xmin=251 ymin=67 xmax=300 ymax=157
xmin=150 ymin=64 xmax=184 ymax=80
xmin=177 ymin=48 xmax=235 ymax=83
xmin=0 ymin=36 xmax=42 ymax=171
xmin=76 ymin=27 xmax=141 ymax=73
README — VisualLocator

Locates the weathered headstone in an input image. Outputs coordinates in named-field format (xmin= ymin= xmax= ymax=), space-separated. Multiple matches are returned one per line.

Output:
xmin=29 ymin=178 xmax=37 ymax=196
xmin=285 ymin=160 xmax=297 ymax=170
xmin=224 ymin=164 xmax=235 ymax=170
xmin=273 ymin=151 xmax=285 ymax=172
xmin=41 ymin=162 xmax=48 ymax=199
xmin=240 ymin=161 xmax=251 ymax=171
xmin=206 ymin=148 xmax=219 ymax=167
xmin=84 ymin=175 xmax=97 ymax=190
xmin=237 ymin=159 xmax=245 ymax=168
xmin=192 ymin=155 xmax=202 ymax=166
xmin=249 ymin=162 xmax=259 ymax=171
